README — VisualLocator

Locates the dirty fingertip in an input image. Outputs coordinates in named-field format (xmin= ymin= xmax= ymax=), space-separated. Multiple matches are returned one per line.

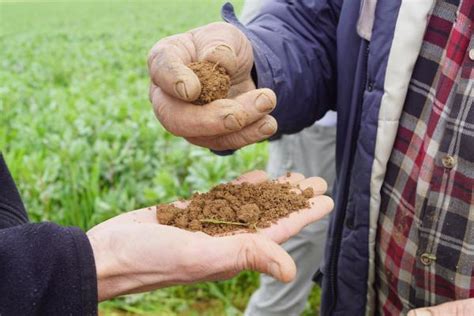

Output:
xmin=173 ymin=71 xmax=201 ymax=101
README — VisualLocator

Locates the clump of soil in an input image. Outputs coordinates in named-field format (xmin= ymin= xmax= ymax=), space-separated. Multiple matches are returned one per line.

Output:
xmin=156 ymin=181 xmax=314 ymax=236
xmin=188 ymin=61 xmax=230 ymax=105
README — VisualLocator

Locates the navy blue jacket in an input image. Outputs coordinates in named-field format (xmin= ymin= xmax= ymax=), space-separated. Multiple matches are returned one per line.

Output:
xmin=223 ymin=1 xmax=435 ymax=314
xmin=0 ymin=154 xmax=97 ymax=315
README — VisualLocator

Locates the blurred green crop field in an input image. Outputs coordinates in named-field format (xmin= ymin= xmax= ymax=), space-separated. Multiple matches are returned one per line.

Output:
xmin=0 ymin=0 xmax=320 ymax=315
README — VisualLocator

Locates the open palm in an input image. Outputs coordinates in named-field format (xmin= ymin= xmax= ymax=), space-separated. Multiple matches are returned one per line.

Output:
xmin=87 ymin=171 xmax=333 ymax=301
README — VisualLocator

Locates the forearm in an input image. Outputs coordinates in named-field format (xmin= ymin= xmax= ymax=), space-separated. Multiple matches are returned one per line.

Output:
xmin=0 ymin=223 xmax=97 ymax=315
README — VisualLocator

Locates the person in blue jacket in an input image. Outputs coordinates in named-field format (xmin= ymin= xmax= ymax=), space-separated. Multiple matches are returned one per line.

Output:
xmin=240 ymin=1 xmax=337 ymax=315
xmin=147 ymin=1 xmax=474 ymax=315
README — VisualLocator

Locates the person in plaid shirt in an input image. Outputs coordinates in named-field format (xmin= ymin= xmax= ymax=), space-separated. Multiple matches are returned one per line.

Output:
xmin=376 ymin=1 xmax=473 ymax=314
xmin=147 ymin=0 xmax=473 ymax=314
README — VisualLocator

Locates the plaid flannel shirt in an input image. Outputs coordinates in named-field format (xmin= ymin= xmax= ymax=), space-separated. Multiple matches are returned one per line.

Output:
xmin=375 ymin=0 xmax=474 ymax=314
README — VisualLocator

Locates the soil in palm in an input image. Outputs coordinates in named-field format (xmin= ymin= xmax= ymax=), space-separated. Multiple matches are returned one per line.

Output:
xmin=156 ymin=181 xmax=314 ymax=236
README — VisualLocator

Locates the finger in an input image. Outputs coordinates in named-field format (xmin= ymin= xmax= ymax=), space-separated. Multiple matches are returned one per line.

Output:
xmin=233 ymin=88 xmax=276 ymax=125
xmin=295 ymin=177 xmax=328 ymax=195
xmin=233 ymin=170 xmax=268 ymax=184
xmin=214 ymin=234 xmax=297 ymax=282
xmin=260 ymin=195 xmax=334 ymax=244
xmin=148 ymin=34 xmax=201 ymax=102
xmin=199 ymin=44 xmax=237 ymax=75
xmin=151 ymin=85 xmax=248 ymax=137
xmin=277 ymin=172 xmax=305 ymax=184
xmin=186 ymin=115 xmax=277 ymax=150
xmin=151 ymin=84 xmax=275 ymax=135
xmin=192 ymin=22 xmax=244 ymax=75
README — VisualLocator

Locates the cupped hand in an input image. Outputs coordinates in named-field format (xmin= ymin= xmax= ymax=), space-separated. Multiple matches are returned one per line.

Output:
xmin=148 ymin=22 xmax=278 ymax=151
xmin=87 ymin=171 xmax=333 ymax=301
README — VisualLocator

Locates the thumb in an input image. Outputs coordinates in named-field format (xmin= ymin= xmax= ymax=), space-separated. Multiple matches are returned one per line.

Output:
xmin=148 ymin=34 xmax=201 ymax=102
xmin=223 ymin=234 xmax=297 ymax=283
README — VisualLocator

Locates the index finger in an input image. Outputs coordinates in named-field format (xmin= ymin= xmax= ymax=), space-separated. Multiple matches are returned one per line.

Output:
xmin=148 ymin=34 xmax=201 ymax=102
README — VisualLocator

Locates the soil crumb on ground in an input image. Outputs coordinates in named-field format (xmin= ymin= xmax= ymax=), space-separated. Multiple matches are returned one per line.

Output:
xmin=156 ymin=181 xmax=314 ymax=236
xmin=188 ymin=61 xmax=230 ymax=105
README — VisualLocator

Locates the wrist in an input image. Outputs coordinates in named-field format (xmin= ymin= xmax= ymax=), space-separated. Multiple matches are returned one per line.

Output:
xmin=87 ymin=230 xmax=127 ymax=301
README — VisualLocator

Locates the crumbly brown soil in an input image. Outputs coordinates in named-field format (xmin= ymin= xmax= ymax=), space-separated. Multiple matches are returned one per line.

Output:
xmin=156 ymin=181 xmax=314 ymax=236
xmin=188 ymin=61 xmax=230 ymax=105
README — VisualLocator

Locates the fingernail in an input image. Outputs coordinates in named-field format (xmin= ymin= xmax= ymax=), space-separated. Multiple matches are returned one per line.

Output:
xmin=256 ymin=93 xmax=274 ymax=113
xmin=268 ymin=262 xmax=281 ymax=279
xmin=224 ymin=114 xmax=243 ymax=130
xmin=175 ymin=81 xmax=189 ymax=100
xmin=215 ymin=44 xmax=233 ymax=54
xmin=259 ymin=120 xmax=276 ymax=135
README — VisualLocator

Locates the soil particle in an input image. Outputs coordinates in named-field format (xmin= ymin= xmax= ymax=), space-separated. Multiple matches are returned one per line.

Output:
xmin=156 ymin=204 xmax=180 ymax=225
xmin=188 ymin=219 xmax=203 ymax=231
xmin=175 ymin=214 xmax=189 ymax=229
xmin=302 ymin=187 xmax=314 ymax=199
xmin=237 ymin=204 xmax=260 ymax=224
xmin=188 ymin=61 xmax=230 ymax=105
xmin=156 ymin=180 xmax=312 ymax=236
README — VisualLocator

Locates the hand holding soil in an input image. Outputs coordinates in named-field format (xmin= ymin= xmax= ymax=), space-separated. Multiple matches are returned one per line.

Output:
xmin=148 ymin=22 xmax=278 ymax=151
xmin=87 ymin=171 xmax=333 ymax=301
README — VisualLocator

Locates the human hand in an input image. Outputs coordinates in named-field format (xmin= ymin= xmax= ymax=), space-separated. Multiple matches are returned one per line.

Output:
xmin=407 ymin=298 xmax=474 ymax=316
xmin=87 ymin=171 xmax=333 ymax=301
xmin=148 ymin=22 xmax=278 ymax=151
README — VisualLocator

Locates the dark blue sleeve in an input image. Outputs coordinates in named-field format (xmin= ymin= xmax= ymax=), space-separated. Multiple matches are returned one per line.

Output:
xmin=0 ymin=154 xmax=29 ymax=229
xmin=0 ymin=223 xmax=98 ymax=315
xmin=222 ymin=0 xmax=341 ymax=134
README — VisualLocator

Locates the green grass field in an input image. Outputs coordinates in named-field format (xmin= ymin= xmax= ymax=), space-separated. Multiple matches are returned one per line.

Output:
xmin=1 ymin=1 xmax=320 ymax=314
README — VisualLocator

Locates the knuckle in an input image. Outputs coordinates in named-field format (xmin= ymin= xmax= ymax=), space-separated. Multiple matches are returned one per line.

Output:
xmin=185 ymin=137 xmax=204 ymax=148
xmin=151 ymin=99 xmax=179 ymax=136
xmin=236 ymin=235 xmax=259 ymax=271
xmin=153 ymin=101 xmax=167 ymax=124
xmin=147 ymin=39 xmax=168 ymax=67
xmin=147 ymin=45 xmax=160 ymax=67
xmin=239 ymin=129 xmax=256 ymax=145
xmin=214 ymin=135 xmax=237 ymax=150
xmin=189 ymin=136 xmax=222 ymax=151
xmin=218 ymin=131 xmax=250 ymax=150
